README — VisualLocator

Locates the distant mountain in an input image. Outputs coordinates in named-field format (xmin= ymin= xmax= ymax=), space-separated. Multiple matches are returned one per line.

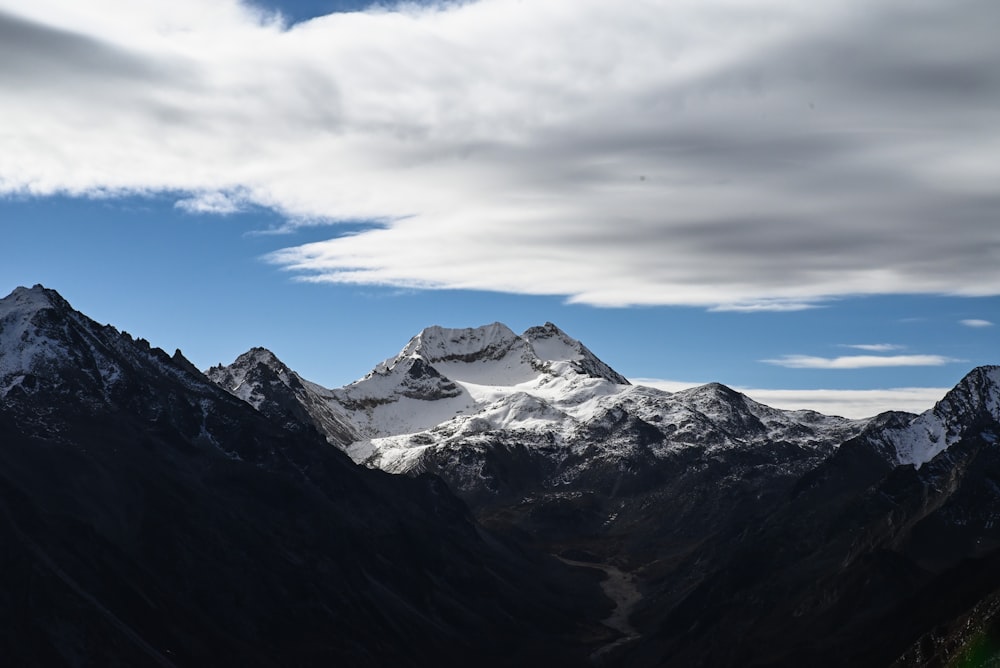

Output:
xmin=0 ymin=286 xmax=610 ymax=666
xmin=211 ymin=322 xmax=864 ymax=499
xmin=214 ymin=321 xmax=1000 ymax=667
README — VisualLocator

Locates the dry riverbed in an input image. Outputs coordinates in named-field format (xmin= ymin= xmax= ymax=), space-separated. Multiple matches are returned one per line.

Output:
xmin=556 ymin=556 xmax=642 ymax=662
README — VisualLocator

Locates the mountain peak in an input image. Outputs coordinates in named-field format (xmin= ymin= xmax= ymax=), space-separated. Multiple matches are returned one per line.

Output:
xmin=865 ymin=364 xmax=1000 ymax=468
xmin=683 ymin=381 xmax=743 ymax=399
xmin=947 ymin=364 xmax=1000 ymax=410
xmin=522 ymin=322 xmax=576 ymax=358
xmin=522 ymin=321 xmax=567 ymax=338
xmin=206 ymin=347 xmax=358 ymax=446
xmin=208 ymin=347 xmax=302 ymax=396
xmin=2 ymin=284 xmax=89 ymax=386
xmin=523 ymin=322 xmax=630 ymax=385
xmin=927 ymin=363 xmax=1000 ymax=434
xmin=402 ymin=322 xmax=521 ymax=364
xmin=1 ymin=283 xmax=72 ymax=316
xmin=1 ymin=285 xmax=221 ymax=412
xmin=235 ymin=346 xmax=288 ymax=371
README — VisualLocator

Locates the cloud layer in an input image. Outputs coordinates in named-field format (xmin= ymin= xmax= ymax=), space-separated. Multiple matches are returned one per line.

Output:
xmin=842 ymin=344 xmax=904 ymax=352
xmin=762 ymin=354 xmax=957 ymax=369
xmin=2 ymin=0 xmax=999 ymax=307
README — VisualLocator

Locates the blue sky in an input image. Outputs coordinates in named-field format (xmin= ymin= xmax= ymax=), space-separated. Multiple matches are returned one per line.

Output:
xmin=1 ymin=0 xmax=997 ymax=417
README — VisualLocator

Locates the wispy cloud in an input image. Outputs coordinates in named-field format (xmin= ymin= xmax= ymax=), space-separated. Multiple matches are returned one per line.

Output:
xmin=709 ymin=301 xmax=822 ymax=313
xmin=762 ymin=354 xmax=958 ymax=369
xmin=175 ymin=191 xmax=247 ymax=215
xmin=632 ymin=378 xmax=947 ymax=418
xmin=841 ymin=343 xmax=903 ymax=352
xmin=961 ymin=319 xmax=994 ymax=328
xmin=2 ymin=0 xmax=1000 ymax=307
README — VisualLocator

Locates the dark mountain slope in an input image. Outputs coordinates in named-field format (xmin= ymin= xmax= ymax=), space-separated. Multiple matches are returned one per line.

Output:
xmin=0 ymin=285 xmax=609 ymax=667
xmin=615 ymin=369 xmax=1000 ymax=667
xmin=274 ymin=323 xmax=998 ymax=668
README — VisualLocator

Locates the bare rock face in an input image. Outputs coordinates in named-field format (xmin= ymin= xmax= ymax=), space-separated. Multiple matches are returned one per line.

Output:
xmin=206 ymin=346 xmax=358 ymax=446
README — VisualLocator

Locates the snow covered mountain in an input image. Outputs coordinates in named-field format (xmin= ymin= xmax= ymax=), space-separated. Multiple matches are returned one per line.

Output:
xmin=328 ymin=321 xmax=629 ymax=443
xmin=212 ymin=321 xmax=866 ymax=498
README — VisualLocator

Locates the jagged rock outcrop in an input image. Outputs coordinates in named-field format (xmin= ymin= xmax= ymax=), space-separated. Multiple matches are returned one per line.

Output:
xmin=206 ymin=346 xmax=357 ymax=446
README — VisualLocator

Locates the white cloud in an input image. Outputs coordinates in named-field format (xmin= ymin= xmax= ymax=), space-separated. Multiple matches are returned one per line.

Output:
xmin=709 ymin=301 xmax=822 ymax=313
xmin=961 ymin=319 xmax=994 ymax=328
xmin=841 ymin=343 xmax=903 ymax=352
xmin=175 ymin=191 xmax=247 ymax=215
xmin=762 ymin=354 xmax=957 ymax=369
xmin=2 ymin=0 xmax=1000 ymax=306
xmin=632 ymin=378 xmax=946 ymax=418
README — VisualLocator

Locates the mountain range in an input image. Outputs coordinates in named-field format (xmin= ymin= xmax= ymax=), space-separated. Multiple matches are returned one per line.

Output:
xmin=3 ymin=284 xmax=1000 ymax=666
